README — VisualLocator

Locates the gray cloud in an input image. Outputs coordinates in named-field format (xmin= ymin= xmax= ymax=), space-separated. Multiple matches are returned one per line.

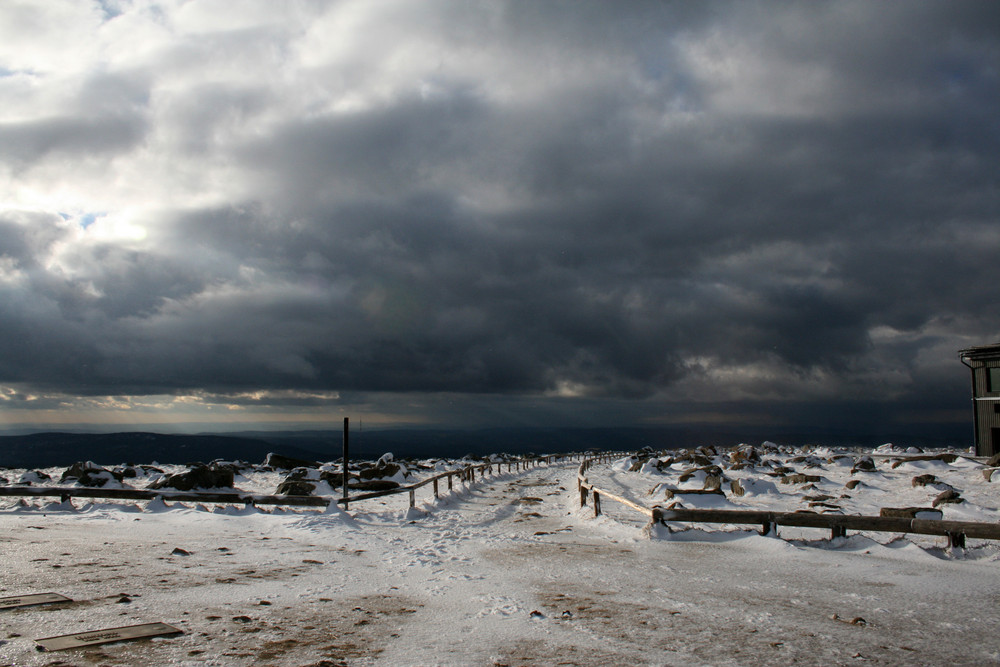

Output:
xmin=0 ymin=0 xmax=997 ymax=434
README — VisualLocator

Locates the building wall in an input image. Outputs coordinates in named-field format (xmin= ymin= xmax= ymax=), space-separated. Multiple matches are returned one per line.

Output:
xmin=971 ymin=361 xmax=1000 ymax=457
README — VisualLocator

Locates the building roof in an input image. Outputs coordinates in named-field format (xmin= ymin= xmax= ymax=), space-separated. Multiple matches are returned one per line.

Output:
xmin=959 ymin=343 xmax=1000 ymax=360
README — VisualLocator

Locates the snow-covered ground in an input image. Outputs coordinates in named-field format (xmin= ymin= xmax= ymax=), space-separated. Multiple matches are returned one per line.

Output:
xmin=1 ymin=445 xmax=999 ymax=666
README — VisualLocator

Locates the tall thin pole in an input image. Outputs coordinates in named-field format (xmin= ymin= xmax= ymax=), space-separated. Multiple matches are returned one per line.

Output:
xmin=342 ymin=417 xmax=349 ymax=509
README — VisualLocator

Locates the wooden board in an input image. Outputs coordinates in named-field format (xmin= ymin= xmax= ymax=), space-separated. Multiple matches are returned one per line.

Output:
xmin=0 ymin=592 xmax=71 ymax=610
xmin=35 ymin=622 xmax=183 ymax=652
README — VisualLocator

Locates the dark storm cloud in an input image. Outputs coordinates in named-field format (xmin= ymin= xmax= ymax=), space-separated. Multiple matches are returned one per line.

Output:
xmin=1 ymin=0 xmax=998 ymax=430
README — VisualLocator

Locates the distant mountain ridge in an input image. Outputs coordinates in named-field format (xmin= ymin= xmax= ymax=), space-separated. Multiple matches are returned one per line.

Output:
xmin=0 ymin=426 xmax=967 ymax=469
xmin=0 ymin=432 xmax=324 ymax=469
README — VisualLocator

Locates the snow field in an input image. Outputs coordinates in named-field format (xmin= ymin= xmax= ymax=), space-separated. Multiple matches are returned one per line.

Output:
xmin=0 ymin=450 xmax=998 ymax=665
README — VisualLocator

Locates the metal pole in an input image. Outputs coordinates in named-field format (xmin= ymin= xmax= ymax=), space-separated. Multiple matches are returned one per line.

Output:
xmin=960 ymin=356 xmax=980 ymax=455
xmin=342 ymin=417 xmax=349 ymax=509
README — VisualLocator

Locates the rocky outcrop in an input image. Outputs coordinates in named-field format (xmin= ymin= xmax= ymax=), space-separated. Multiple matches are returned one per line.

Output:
xmin=850 ymin=457 xmax=877 ymax=474
xmin=275 ymin=479 xmax=319 ymax=496
xmin=890 ymin=453 xmax=959 ymax=469
xmin=60 ymin=461 xmax=124 ymax=487
xmin=780 ymin=473 xmax=822 ymax=485
xmin=932 ymin=489 xmax=963 ymax=507
xmin=149 ymin=464 xmax=235 ymax=491
xmin=263 ymin=453 xmax=320 ymax=470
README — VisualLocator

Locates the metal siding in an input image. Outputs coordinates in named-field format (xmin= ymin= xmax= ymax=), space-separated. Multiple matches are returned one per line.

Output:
xmin=973 ymin=362 xmax=1000 ymax=456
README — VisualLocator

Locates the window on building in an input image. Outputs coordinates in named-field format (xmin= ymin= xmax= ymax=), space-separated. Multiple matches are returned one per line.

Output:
xmin=990 ymin=367 xmax=1000 ymax=393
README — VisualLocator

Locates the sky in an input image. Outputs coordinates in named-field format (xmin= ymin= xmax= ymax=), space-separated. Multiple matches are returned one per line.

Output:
xmin=0 ymin=0 xmax=998 ymax=436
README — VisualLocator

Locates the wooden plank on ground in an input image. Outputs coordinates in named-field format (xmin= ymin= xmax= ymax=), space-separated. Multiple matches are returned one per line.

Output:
xmin=0 ymin=593 xmax=71 ymax=610
xmin=35 ymin=622 xmax=183 ymax=652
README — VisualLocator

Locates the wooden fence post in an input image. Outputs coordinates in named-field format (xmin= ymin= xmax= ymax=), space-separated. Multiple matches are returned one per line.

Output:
xmin=409 ymin=488 xmax=416 ymax=508
xmin=447 ymin=474 xmax=453 ymax=491
xmin=593 ymin=491 xmax=601 ymax=517
xmin=433 ymin=478 xmax=439 ymax=499
xmin=342 ymin=416 xmax=350 ymax=511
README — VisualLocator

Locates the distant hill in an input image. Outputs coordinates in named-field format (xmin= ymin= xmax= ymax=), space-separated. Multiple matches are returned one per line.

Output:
xmin=0 ymin=426 xmax=968 ymax=469
xmin=0 ymin=432 xmax=326 ymax=469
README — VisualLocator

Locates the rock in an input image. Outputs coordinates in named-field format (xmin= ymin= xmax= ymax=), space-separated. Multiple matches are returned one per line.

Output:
xmin=275 ymin=480 xmax=318 ymax=496
xmin=729 ymin=445 xmax=759 ymax=464
xmin=357 ymin=458 xmax=408 ymax=481
xmin=628 ymin=457 xmax=651 ymax=472
xmin=988 ymin=453 xmax=1000 ymax=468
xmin=150 ymin=464 xmax=235 ymax=491
xmin=984 ymin=468 xmax=998 ymax=482
xmin=802 ymin=494 xmax=836 ymax=502
xmin=845 ymin=479 xmax=861 ymax=490
xmin=674 ymin=452 xmax=713 ymax=467
xmin=264 ymin=452 xmax=320 ymax=469
xmin=703 ymin=475 xmax=724 ymax=491
xmin=911 ymin=474 xmax=938 ymax=487
xmin=780 ymin=474 xmax=822 ymax=485
xmin=932 ymin=489 xmax=963 ymax=507
xmin=16 ymin=470 xmax=51 ymax=485
xmin=60 ymin=462 xmax=124 ymax=487
xmin=678 ymin=465 xmax=724 ymax=483
xmin=790 ymin=455 xmax=825 ymax=468
xmin=730 ymin=479 xmax=745 ymax=496
xmin=208 ymin=460 xmax=253 ymax=476
xmin=831 ymin=614 xmax=867 ymax=627
xmin=808 ymin=501 xmax=841 ymax=510
xmin=890 ymin=453 xmax=959 ymax=469
xmin=851 ymin=457 xmax=877 ymax=474
xmin=171 ymin=547 xmax=192 ymax=556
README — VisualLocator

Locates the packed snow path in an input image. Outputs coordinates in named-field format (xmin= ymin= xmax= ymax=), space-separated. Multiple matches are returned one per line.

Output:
xmin=1 ymin=460 xmax=999 ymax=666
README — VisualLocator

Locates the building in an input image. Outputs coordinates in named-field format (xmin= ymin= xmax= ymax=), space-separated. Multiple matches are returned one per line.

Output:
xmin=959 ymin=343 xmax=1000 ymax=457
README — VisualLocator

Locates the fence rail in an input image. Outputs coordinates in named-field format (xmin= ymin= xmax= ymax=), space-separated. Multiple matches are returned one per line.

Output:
xmin=0 ymin=454 xmax=583 ymax=511
xmin=576 ymin=454 xmax=1000 ymax=549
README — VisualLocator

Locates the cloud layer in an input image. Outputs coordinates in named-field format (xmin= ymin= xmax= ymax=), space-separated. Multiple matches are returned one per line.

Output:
xmin=1 ymin=0 xmax=998 ymax=430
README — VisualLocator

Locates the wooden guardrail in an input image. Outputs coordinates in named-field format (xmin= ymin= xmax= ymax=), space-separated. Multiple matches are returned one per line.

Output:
xmin=0 ymin=453 xmax=584 ymax=512
xmin=576 ymin=454 xmax=1000 ymax=549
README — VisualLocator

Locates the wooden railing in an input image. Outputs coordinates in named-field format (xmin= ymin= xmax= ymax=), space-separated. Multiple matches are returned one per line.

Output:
xmin=0 ymin=454 xmax=583 ymax=511
xmin=577 ymin=454 xmax=1000 ymax=549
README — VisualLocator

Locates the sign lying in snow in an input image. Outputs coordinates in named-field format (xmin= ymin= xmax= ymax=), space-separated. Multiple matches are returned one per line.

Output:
xmin=0 ymin=593 xmax=71 ymax=610
xmin=35 ymin=622 xmax=183 ymax=652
